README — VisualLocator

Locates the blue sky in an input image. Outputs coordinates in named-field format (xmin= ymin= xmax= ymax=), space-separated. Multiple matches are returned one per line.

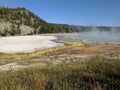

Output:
xmin=0 ymin=0 xmax=120 ymax=26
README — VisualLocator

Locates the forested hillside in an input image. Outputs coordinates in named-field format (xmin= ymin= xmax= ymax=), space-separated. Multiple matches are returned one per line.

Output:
xmin=0 ymin=7 xmax=47 ymax=36
xmin=0 ymin=7 xmax=120 ymax=36
xmin=0 ymin=7 xmax=79 ymax=36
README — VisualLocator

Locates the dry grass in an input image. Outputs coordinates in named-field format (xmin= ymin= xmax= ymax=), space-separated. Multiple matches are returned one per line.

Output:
xmin=0 ymin=42 xmax=119 ymax=90
xmin=0 ymin=56 xmax=119 ymax=90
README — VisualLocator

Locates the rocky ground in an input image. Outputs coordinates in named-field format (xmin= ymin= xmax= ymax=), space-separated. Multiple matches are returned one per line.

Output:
xmin=0 ymin=40 xmax=120 ymax=72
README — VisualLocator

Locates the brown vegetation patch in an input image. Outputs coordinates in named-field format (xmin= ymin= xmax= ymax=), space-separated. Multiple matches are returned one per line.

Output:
xmin=88 ymin=42 xmax=120 ymax=53
xmin=45 ymin=47 xmax=102 ymax=56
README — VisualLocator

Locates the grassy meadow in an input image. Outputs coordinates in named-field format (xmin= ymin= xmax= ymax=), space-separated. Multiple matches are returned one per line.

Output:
xmin=0 ymin=56 xmax=120 ymax=90
xmin=0 ymin=41 xmax=120 ymax=90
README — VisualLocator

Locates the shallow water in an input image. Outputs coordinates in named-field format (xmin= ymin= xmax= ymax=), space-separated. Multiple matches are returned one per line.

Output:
xmin=61 ymin=30 xmax=120 ymax=43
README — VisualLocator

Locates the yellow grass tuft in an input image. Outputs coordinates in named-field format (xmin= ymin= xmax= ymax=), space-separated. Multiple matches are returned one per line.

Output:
xmin=64 ymin=41 xmax=85 ymax=46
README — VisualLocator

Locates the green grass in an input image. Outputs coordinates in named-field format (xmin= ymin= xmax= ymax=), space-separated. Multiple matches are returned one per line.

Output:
xmin=0 ymin=56 xmax=119 ymax=90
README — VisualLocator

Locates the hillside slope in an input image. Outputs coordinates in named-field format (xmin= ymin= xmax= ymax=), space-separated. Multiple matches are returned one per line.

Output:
xmin=0 ymin=7 xmax=120 ymax=36
xmin=0 ymin=7 xmax=48 ymax=36
xmin=0 ymin=7 xmax=80 ymax=36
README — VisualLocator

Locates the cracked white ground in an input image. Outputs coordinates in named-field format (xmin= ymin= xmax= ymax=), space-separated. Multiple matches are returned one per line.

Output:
xmin=0 ymin=35 xmax=63 ymax=54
